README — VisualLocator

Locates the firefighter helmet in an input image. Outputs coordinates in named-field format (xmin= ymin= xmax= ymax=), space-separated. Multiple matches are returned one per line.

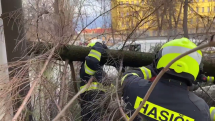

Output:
xmin=156 ymin=37 xmax=202 ymax=84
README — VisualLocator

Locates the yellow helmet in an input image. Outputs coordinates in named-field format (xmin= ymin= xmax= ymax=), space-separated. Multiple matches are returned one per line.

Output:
xmin=87 ymin=42 xmax=96 ymax=47
xmin=87 ymin=39 xmax=103 ymax=47
xmin=156 ymin=37 xmax=202 ymax=84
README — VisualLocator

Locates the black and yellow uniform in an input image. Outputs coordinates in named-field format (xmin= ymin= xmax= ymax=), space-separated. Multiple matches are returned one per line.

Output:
xmin=79 ymin=42 xmax=110 ymax=121
xmin=121 ymin=38 xmax=211 ymax=121
xmin=121 ymin=63 xmax=157 ymax=85
xmin=122 ymin=71 xmax=210 ymax=121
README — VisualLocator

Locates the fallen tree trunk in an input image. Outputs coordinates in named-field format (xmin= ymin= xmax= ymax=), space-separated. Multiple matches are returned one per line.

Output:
xmin=29 ymin=42 xmax=215 ymax=76
xmin=194 ymin=85 xmax=215 ymax=107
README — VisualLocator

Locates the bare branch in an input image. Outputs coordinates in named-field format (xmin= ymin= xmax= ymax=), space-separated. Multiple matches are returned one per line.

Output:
xmin=12 ymin=44 xmax=58 ymax=121
xmin=115 ymin=60 xmax=128 ymax=121
xmin=59 ymin=59 xmax=69 ymax=109
xmin=53 ymin=77 xmax=94 ymax=121
xmin=69 ymin=61 xmax=78 ymax=94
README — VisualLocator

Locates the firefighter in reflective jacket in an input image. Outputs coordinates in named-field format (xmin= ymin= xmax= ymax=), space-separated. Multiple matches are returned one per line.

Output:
xmin=79 ymin=41 xmax=113 ymax=121
xmin=121 ymin=37 xmax=211 ymax=121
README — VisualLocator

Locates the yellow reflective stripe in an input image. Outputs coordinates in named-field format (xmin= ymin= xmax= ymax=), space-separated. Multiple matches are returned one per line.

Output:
xmin=88 ymin=49 xmax=101 ymax=61
xmin=207 ymin=76 xmax=215 ymax=83
xmin=210 ymin=107 xmax=215 ymax=121
xmin=84 ymin=62 xmax=96 ymax=75
xmin=139 ymin=67 xmax=152 ymax=80
xmin=91 ymin=49 xmax=101 ymax=56
xmin=134 ymin=96 xmax=194 ymax=121
xmin=80 ymin=82 xmax=99 ymax=90
xmin=121 ymin=73 xmax=139 ymax=85
xmin=207 ymin=76 xmax=214 ymax=83
xmin=162 ymin=46 xmax=202 ymax=64
xmin=80 ymin=82 xmax=103 ymax=93
xmin=80 ymin=82 xmax=114 ymax=93
xmin=126 ymin=114 xmax=130 ymax=119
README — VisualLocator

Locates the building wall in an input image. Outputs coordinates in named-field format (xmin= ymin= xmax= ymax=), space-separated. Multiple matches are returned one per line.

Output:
xmin=111 ymin=0 xmax=215 ymax=36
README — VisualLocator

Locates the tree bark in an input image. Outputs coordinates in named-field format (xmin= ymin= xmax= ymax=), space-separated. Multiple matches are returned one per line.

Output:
xmin=194 ymin=85 xmax=215 ymax=107
xmin=1 ymin=0 xmax=32 ymax=120
xmin=29 ymin=41 xmax=215 ymax=77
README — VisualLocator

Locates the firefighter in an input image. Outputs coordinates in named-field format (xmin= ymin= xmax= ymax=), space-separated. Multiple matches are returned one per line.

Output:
xmin=79 ymin=41 xmax=112 ymax=121
xmin=121 ymin=37 xmax=211 ymax=121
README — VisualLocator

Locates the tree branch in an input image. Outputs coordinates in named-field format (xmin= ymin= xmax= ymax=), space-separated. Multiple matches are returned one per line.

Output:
xmin=53 ymin=77 xmax=94 ymax=121
xmin=12 ymin=44 xmax=59 ymax=121
xmin=115 ymin=60 xmax=128 ymax=121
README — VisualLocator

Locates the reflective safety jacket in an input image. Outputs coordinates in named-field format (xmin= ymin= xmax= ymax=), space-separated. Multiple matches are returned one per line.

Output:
xmin=121 ymin=67 xmax=211 ymax=121
xmin=79 ymin=42 xmax=112 ymax=93
xmin=121 ymin=64 xmax=157 ymax=85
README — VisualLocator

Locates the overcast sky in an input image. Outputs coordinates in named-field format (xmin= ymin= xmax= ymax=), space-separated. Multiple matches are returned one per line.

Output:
xmin=22 ymin=0 xmax=111 ymax=30
xmin=77 ymin=0 xmax=111 ymax=30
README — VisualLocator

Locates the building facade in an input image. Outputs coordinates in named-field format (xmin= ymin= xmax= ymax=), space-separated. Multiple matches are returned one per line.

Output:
xmin=79 ymin=27 xmax=124 ymax=46
xmin=111 ymin=0 xmax=215 ymax=37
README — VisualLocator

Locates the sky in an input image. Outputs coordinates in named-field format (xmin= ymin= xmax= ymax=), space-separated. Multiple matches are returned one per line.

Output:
xmin=76 ymin=0 xmax=111 ymax=31
xmin=22 ymin=0 xmax=111 ymax=31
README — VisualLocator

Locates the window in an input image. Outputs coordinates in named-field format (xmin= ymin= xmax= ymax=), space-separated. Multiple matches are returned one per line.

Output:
xmin=202 ymin=7 xmax=204 ymax=12
xmin=121 ymin=21 xmax=124 ymax=27
xmin=126 ymin=21 xmax=129 ymax=27
xmin=196 ymin=7 xmax=199 ymax=12
xmin=208 ymin=6 xmax=210 ymax=12
xmin=196 ymin=18 xmax=199 ymax=22
xmin=131 ymin=20 xmax=134 ymax=27
xmin=142 ymin=11 xmax=146 ymax=16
